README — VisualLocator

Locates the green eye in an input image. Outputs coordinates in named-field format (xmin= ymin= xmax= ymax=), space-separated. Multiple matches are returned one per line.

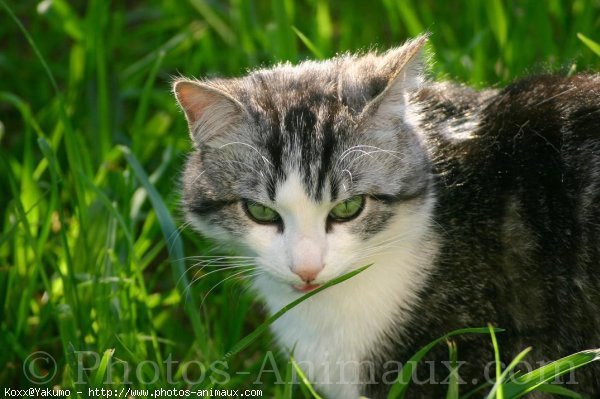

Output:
xmin=329 ymin=195 xmax=365 ymax=221
xmin=244 ymin=201 xmax=281 ymax=224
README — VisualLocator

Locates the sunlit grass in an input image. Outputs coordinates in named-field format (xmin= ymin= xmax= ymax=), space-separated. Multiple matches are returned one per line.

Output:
xmin=1 ymin=1 xmax=599 ymax=398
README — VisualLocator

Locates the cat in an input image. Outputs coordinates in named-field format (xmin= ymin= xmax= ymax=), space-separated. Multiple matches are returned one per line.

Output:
xmin=172 ymin=35 xmax=600 ymax=398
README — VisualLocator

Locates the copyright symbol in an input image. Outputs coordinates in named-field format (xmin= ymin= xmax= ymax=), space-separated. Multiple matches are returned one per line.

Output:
xmin=23 ymin=351 xmax=57 ymax=384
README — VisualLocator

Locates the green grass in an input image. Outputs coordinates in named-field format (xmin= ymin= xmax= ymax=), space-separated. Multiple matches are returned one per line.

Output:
xmin=1 ymin=1 xmax=600 ymax=398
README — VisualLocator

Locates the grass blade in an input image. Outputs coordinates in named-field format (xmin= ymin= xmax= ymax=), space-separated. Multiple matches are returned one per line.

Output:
xmin=1 ymin=0 xmax=91 ymax=230
xmin=222 ymin=264 xmax=371 ymax=361
xmin=188 ymin=0 xmax=235 ymax=45
xmin=292 ymin=26 xmax=324 ymax=59
xmin=535 ymin=383 xmax=585 ymax=398
xmin=291 ymin=356 xmax=323 ymax=399
xmin=577 ymin=33 xmax=600 ymax=57
xmin=387 ymin=327 xmax=504 ymax=399
xmin=190 ymin=264 xmax=371 ymax=391
xmin=488 ymin=324 xmax=504 ymax=399
xmin=502 ymin=349 xmax=600 ymax=398
xmin=120 ymin=145 xmax=208 ymax=353
xmin=92 ymin=348 xmax=114 ymax=387
xmin=486 ymin=0 xmax=508 ymax=47
xmin=446 ymin=341 xmax=459 ymax=399
xmin=282 ymin=348 xmax=295 ymax=399
xmin=486 ymin=346 xmax=532 ymax=399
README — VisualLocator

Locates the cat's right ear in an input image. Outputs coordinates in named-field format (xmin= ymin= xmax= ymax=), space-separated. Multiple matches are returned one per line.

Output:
xmin=172 ymin=79 xmax=246 ymax=146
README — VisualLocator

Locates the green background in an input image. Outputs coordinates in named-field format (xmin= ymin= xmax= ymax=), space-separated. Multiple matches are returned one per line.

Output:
xmin=1 ymin=0 xmax=599 ymax=397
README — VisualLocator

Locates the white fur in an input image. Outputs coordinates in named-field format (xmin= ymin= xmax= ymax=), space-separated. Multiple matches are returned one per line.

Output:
xmin=248 ymin=174 xmax=439 ymax=399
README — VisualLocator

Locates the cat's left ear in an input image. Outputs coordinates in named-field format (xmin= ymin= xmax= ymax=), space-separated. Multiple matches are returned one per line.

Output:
xmin=361 ymin=35 xmax=428 ymax=120
xmin=172 ymin=79 xmax=247 ymax=146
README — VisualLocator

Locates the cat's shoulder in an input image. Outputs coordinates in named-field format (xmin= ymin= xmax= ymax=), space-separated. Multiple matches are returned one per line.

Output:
xmin=493 ymin=73 xmax=600 ymax=109
xmin=417 ymin=74 xmax=599 ymax=115
xmin=482 ymin=73 xmax=600 ymax=143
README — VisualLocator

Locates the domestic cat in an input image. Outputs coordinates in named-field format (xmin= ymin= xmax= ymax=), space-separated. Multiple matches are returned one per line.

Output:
xmin=173 ymin=35 xmax=600 ymax=398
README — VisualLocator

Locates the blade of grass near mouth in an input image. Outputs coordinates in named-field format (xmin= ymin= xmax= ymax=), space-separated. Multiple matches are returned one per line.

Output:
xmin=222 ymin=263 xmax=371 ymax=361
xmin=191 ymin=264 xmax=371 ymax=391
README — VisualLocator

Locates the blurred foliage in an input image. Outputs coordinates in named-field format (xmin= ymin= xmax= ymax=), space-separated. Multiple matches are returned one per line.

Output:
xmin=0 ymin=1 xmax=599 ymax=397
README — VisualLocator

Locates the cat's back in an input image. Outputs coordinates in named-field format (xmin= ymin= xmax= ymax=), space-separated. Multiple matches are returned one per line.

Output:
xmin=402 ymin=74 xmax=600 ymax=399
xmin=431 ymin=74 xmax=600 ymax=272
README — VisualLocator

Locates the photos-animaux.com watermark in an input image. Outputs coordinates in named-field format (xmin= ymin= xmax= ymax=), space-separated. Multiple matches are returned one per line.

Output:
xmin=18 ymin=350 xmax=580 ymax=387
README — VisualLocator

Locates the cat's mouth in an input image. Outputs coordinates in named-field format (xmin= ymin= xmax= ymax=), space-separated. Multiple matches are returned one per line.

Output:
xmin=292 ymin=283 xmax=321 ymax=293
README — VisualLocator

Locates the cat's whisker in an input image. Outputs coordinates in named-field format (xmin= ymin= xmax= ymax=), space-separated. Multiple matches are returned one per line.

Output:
xmin=177 ymin=263 xmax=228 ymax=293
xmin=198 ymin=269 xmax=254 ymax=308
xmin=191 ymin=259 xmax=256 ymax=275
xmin=190 ymin=169 xmax=207 ymax=186
xmin=218 ymin=141 xmax=273 ymax=167
xmin=350 ymin=231 xmax=419 ymax=254
xmin=359 ymin=232 xmax=413 ymax=250
xmin=341 ymin=169 xmax=353 ymax=188
xmin=336 ymin=144 xmax=402 ymax=166
xmin=191 ymin=260 xmax=256 ymax=269
xmin=175 ymin=255 xmax=257 ymax=290
xmin=349 ymin=237 xmax=413 ymax=260
xmin=224 ymin=159 xmax=266 ymax=179
xmin=177 ymin=256 xmax=252 ymax=272
xmin=190 ymin=264 xmax=256 ymax=283
xmin=183 ymin=266 xmax=253 ymax=305
xmin=187 ymin=258 xmax=256 ymax=265
xmin=190 ymin=260 xmax=256 ymax=269
xmin=351 ymin=248 xmax=413 ymax=265
xmin=395 ymin=206 xmax=451 ymax=239
xmin=183 ymin=254 xmax=255 ymax=261
xmin=167 ymin=221 xmax=193 ymax=253
xmin=350 ymin=149 xmax=403 ymax=165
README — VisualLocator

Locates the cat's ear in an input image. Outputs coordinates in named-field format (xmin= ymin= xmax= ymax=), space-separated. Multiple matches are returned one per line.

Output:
xmin=173 ymin=79 xmax=246 ymax=145
xmin=361 ymin=35 xmax=428 ymax=120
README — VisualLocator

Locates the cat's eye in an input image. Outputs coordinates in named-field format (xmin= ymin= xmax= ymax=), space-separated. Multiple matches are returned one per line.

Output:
xmin=244 ymin=201 xmax=281 ymax=224
xmin=329 ymin=195 xmax=365 ymax=222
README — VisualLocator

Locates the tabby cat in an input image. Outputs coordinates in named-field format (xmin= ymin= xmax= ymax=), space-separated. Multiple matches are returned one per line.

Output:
xmin=173 ymin=36 xmax=600 ymax=398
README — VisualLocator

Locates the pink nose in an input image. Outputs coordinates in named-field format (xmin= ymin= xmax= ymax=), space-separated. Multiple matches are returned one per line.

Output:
xmin=292 ymin=265 xmax=323 ymax=283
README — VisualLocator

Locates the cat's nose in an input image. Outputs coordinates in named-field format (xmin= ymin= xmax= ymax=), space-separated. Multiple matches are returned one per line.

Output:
xmin=292 ymin=264 xmax=323 ymax=283
xmin=291 ymin=236 xmax=325 ymax=283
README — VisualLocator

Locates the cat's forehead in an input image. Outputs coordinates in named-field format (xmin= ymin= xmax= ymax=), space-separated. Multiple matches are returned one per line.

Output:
xmin=239 ymin=72 xmax=340 ymax=118
xmin=220 ymin=67 xmax=358 ymax=202
xmin=231 ymin=58 xmax=387 ymax=118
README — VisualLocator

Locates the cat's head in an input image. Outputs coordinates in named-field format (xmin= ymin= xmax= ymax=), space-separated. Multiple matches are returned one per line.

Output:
xmin=174 ymin=36 xmax=435 ymax=301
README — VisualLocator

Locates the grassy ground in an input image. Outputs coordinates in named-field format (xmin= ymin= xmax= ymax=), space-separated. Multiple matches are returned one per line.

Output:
xmin=1 ymin=1 xmax=600 ymax=398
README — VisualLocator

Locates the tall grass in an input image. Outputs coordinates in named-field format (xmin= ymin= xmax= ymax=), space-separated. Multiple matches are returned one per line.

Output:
xmin=1 ymin=1 xmax=599 ymax=398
